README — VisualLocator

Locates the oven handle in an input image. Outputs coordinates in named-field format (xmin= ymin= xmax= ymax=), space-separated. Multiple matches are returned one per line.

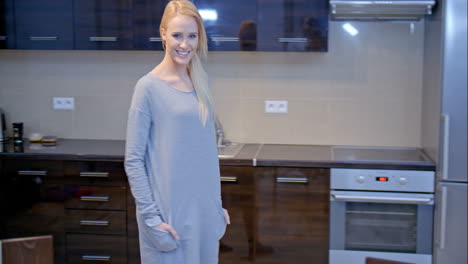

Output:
xmin=331 ymin=194 xmax=434 ymax=204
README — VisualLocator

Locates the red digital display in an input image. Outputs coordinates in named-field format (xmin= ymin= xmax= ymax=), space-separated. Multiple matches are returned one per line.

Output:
xmin=376 ymin=177 xmax=389 ymax=182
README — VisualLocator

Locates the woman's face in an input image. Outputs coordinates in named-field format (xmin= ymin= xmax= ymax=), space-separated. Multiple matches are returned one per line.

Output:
xmin=161 ymin=14 xmax=199 ymax=66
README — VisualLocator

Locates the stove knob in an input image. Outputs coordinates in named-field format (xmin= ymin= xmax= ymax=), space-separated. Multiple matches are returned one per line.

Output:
xmin=356 ymin=176 xmax=365 ymax=184
xmin=399 ymin=177 xmax=408 ymax=185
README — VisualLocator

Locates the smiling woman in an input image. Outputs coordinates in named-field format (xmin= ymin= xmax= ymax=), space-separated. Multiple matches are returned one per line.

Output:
xmin=124 ymin=1 xmax=230 ymax=264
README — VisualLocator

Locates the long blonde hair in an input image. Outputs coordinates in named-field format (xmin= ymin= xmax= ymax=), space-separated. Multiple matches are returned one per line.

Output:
xmin=160 ymin=0 xmax=214 ymax=126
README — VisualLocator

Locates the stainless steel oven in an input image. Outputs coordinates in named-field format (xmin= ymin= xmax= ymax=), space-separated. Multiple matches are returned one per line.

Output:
xmin=329 ymin=168 xmax=435 ymax=264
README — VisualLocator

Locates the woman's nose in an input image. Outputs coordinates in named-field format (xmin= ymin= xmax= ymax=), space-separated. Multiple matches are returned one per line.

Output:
xmin=180 ymin=39 xmax=188 ymax=48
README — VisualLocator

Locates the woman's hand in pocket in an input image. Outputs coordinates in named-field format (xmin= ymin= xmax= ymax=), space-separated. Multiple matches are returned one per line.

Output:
xmin=222 ymin=208 xmax=231 ymax=225
xmin=153 ymin=223 xmax=180 ymax=240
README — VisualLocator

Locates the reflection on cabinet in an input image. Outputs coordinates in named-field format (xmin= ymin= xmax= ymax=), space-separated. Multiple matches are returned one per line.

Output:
xmin=132 ymin=0 xmax=165 ymax=50
xmin=0 ymin=159 xmax=66 ymax=263
xmin=14 ymin=0 xmax=74 ymax=49
xmin=73 ymin=0 xmax=132 ymax=50
xmin=257 ymin=0 xmax=328 ymax=51
xmin=196 ymin=0 xmax=257 ymax=51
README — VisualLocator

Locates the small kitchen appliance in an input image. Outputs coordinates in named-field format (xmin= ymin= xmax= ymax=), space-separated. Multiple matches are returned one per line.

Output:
xmin=329 ymin=168 xmax=435 ymax=264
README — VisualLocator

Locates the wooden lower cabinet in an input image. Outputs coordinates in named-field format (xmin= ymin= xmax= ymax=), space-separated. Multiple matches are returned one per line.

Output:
xmin=254 ymin=167 xmax=330 ymax=264
xmin=1 ymin=157 xmax=329 ymax=264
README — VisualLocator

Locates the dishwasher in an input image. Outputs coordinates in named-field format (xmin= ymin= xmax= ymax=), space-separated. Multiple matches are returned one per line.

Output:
xmin=329 ymin=168 xmax=435 ymax=264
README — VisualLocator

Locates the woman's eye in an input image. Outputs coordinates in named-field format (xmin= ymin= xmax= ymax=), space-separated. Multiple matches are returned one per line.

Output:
xmin=172 ymin=34 xmax=181 ymax=38
xmin=190 ymin=34 xmax=197 ymax=39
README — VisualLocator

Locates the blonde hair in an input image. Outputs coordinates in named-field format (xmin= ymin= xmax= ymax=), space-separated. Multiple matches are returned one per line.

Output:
xmin=160 ymin=0 xmax=214 ymax=126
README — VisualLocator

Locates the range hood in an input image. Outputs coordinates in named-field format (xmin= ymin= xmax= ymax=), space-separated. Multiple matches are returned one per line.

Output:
xmin=330 ymin=0 xmax=436 ymax=20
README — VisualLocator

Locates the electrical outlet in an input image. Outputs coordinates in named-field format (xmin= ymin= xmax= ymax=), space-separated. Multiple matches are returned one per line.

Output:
xmin=265 ymin=100 xmax=288 ymax=114
xmin=53 ymin=97 xmax=75 ymax=110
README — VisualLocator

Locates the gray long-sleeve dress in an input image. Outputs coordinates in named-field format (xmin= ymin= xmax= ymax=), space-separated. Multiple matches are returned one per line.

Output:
xmin=124 ymin=72 xmax=226 ymax=264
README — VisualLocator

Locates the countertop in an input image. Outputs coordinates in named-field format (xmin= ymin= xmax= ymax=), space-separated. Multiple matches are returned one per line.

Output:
xmin=0 ymin=139 xmax=435 ymax=170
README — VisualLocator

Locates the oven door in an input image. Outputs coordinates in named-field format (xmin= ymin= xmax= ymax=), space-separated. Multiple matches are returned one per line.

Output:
xmin=329 ymin=190 xmax=434 ymax=264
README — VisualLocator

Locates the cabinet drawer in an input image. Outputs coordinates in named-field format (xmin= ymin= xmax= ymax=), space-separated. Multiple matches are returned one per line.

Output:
xmin=64 ymin=161 xmax=125 ymax=185
xmin=65 ymin=210 xmax=126 ymax=235
xmin=65 ymin=185 xmax=126 ymax=210
xmin=67 ymin=234 xmax=127 ymax=264
xmin=5 ymin=159 xmax=62 ymax=179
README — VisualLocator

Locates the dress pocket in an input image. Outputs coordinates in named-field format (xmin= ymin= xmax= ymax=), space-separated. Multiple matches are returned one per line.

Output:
xmin=145 ymin=223 xmax=179 ymax=252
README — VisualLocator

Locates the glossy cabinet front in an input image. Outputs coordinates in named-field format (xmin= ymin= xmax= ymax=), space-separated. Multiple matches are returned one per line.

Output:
xmin=132 ymin=0 xmax=165 ymax=50
xmin=257 ymin=0 xmax=328 ymax=52
xmin=74 ymin=0 xmax=132 ymax=50
xmin=0 ymin=0 xmax=15 ymax=49
xmin=14 ymin=0 xmax=74 ymax=49
xmin=0 ymin=159 xmax=66 ymax=263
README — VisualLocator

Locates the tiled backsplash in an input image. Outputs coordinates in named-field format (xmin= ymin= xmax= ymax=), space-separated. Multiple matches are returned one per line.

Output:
xmin=0 ymin=21 xmax=424 ymax=147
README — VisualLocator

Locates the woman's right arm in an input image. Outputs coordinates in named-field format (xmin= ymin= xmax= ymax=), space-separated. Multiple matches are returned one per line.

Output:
xmin=124 ymin=81 xmax=163 ymax=227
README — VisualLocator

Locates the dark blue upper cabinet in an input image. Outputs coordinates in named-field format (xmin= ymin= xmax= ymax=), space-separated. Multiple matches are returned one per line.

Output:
xmin=133 ymin=0 xmax=166 ymax=50
xmin=0 ymin=0 xmax=15 ymax=49
xmin=74 ymin=0 xmax=132 ymax=50
xmin=14 ymin=0 xmax=74 ymax=50
xmin=257 ymin=0 xmax=328 ymax=52
xmin=195 ymin=0 xmax=257 ymax=51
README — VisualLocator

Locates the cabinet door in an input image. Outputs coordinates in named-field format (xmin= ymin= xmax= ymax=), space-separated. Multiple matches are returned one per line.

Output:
xmin=0 ymin=160 xmax=66 ymax=264
xmin=255 ymin=167 xmax=329 ymax=264
xmin=219 ymin=166 xmax=256 ymax=264
xmin=257 ymin=0 xmax=328 ymax=52
xmin=133 ymin=0 xmax=165 ymax=50
xmin=0 ymin=0 xmax=15 ymax=49
xmin=196 ymin=0 xmax=257 ymax=51
xmin=14 ymin=0 xmax=74 ymax=49
xmin=74 ymin=0 xmax=132 ymax=50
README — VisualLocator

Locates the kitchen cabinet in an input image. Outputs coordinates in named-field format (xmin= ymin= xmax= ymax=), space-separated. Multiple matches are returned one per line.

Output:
xmin=14 ymin=0 xmax=74 ymax=49
xmin=255 ymin=167 xmax=329 ymax=264
xmin=63 ymin=160 xmax=128 ymax=263
xmin=0 ymin=159 xmax=66 ymax=263
xmin=195 ymin=0 xmax=257 ymax=51
xmin=257 ymin=0 xmax=328 ymax=51
xmin=218 ymin=166 xmax=256 ymax=263
xmin=132 ymin=0 xmax=165 ymax=50
xmin=73 ymin=0 xmax=132 ymax=50
xmin=0 ymin=0 xmax=15 ymax=49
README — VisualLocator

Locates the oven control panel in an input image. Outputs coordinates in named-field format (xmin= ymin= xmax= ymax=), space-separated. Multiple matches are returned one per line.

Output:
xmin=330 ymin=168 xmax=435 ymax=192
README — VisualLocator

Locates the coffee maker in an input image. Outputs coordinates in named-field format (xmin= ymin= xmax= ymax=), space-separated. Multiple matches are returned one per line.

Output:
xmin=0 ymin=108 xmax=7 ymax=142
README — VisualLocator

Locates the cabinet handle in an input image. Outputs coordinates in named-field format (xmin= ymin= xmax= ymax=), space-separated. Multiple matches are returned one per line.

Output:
xmin=149 ymin=37 xmax=162 ymax=42
xmin=80 ymin=196 xmax=109 ymax=202
xmin=30 ymin=36 xmax=58 ymax=41
xmin=278 ymin=37 xmax=308 ymax=43
xmin=276 ymin=177 xmax=308 ymax=184
xmin=18 ymin=170 xmax=47 ymax=176
xmin=80 ymin=172 xmax=109 ymax=178
xmin=89 ymin=37 xmax=117 ymax=42
xmin=211 ymin=37 xmax=239 ymax=42
xmin=80 ymin=220 xmax=110 ymax=226
xmin=220 ymin=176 xmax=238 ymax=183
xmin=82 ymin=255 xmax=111 ymax=261
xmin=0 ymin=36 xmax=7 ymax=41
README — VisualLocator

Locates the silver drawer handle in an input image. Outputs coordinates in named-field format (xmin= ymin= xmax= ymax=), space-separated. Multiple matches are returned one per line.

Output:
xmin=80 ymin=172 xmax=109 ymax=178
xmin=18 ymin=170 xmax=47 ymax=176
xmin=80 ymin=196 xmax=109 ymax=202
xmin=276 ymin=177 xmax=308 ymax=184
xmin=82 ymin=255 xmax=111 ymax=261
xmin=30 ymin=36 xmax=58 ymax=41
xmin=220 ymin=176 xmax=238 ymax=183
xmin=149 ymin=37 xmax=162 ymax=42
xmin=0 ymin=36 xmax=7 ymax=41
xmin=211 ymin=37 xmax=239 ymax=42
xmin=80 ymin=220 xmax=110 ymax=226
xmin=89 ymin=37 xmax=117 ymax=42
xmin=331 ymin=194 xmax=434 ymax=204
xmin=278 ymin=37 xmax=308 ymax=43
